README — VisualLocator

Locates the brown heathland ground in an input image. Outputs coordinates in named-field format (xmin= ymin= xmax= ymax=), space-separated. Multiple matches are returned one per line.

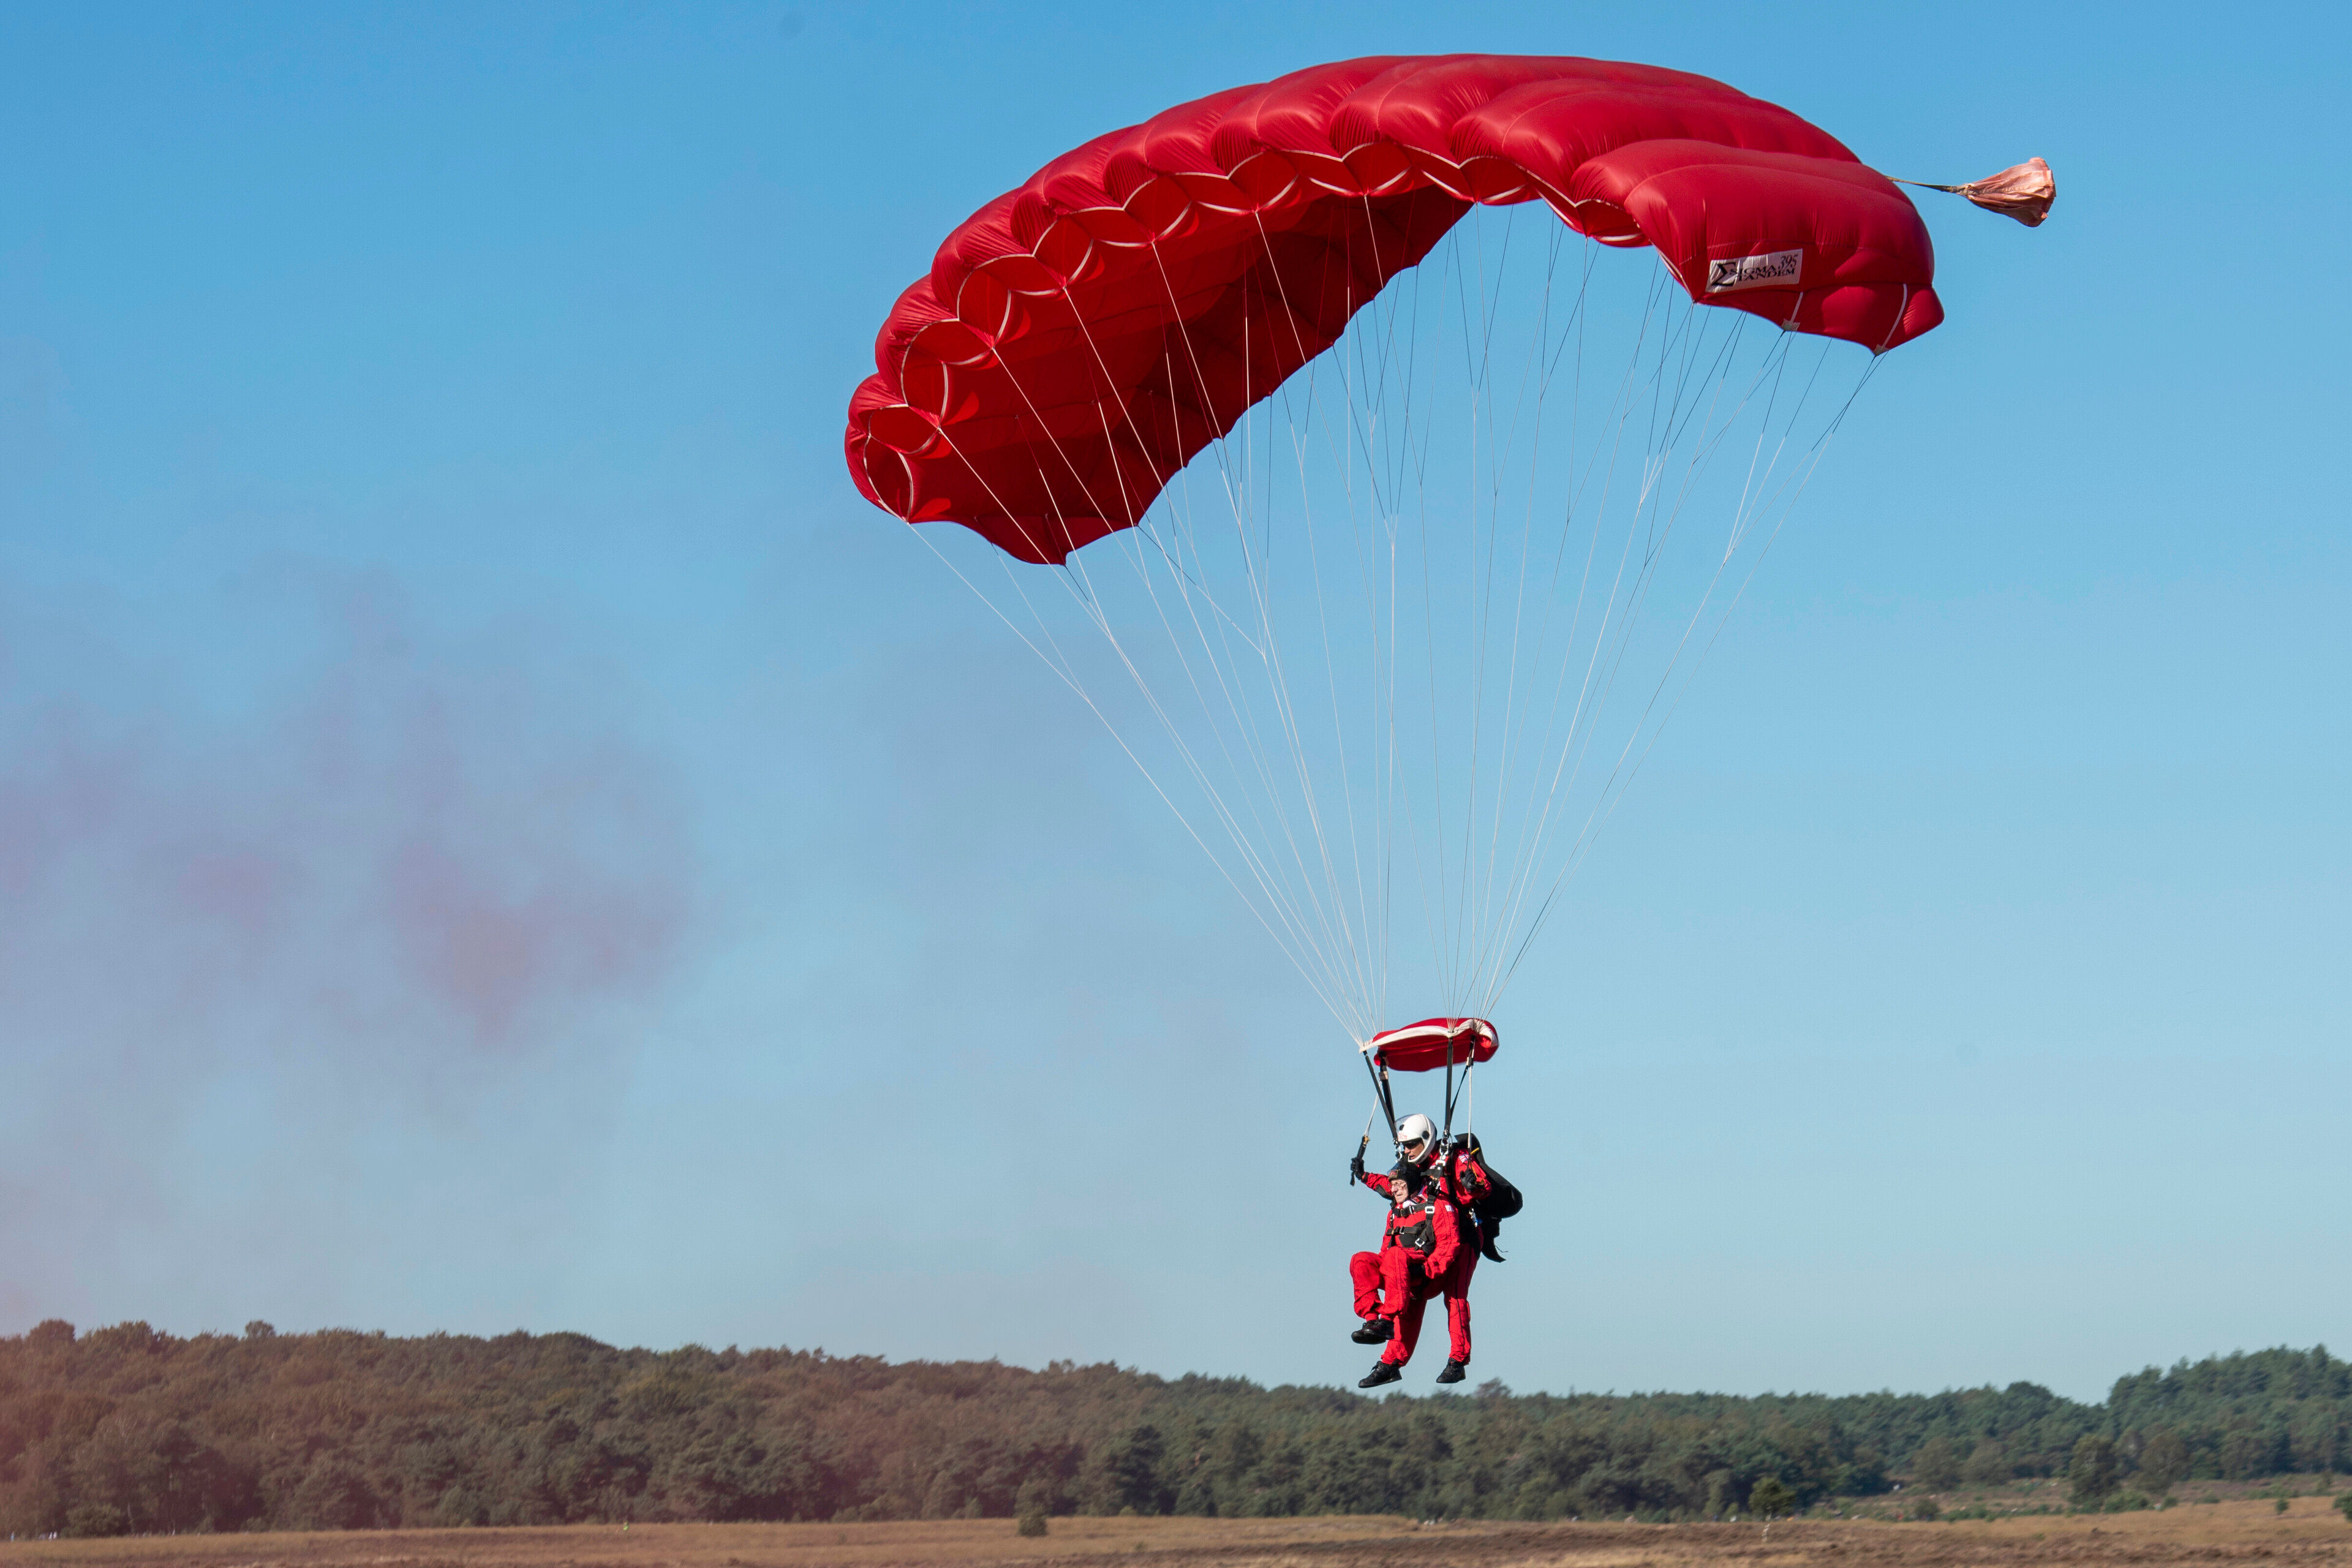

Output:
xmin=6 ymin=1499 xmax=2348 ymax=1568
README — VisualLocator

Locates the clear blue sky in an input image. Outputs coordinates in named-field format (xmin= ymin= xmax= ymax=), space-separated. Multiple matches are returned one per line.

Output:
xmin=2 ymin=1 xmax=2345 ymax=1403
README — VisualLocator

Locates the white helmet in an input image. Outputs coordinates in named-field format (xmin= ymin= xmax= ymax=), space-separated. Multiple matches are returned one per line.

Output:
xmin=1395 ymin=1114 xmax=1438 ymax=1164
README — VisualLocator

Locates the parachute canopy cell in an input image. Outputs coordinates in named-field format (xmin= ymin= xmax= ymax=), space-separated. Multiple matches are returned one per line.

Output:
xmin=845 ymin=53 xmax=1943 ymax=565
xmin=1366 ymin=1017 xmax=1499 ymax=1074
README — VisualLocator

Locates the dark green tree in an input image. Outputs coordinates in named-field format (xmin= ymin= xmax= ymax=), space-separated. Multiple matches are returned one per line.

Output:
xmin=1748 ymin=1477 xmax=1794 ymax=1518
xmin=1962 ymin=1439 xmax=2011 ymax=1487
xmin=1100 ymin=1425 xmax=1168 ymax=1515
xmin=62 ymin=1502 xmax=128 ymax=1537
xmin=2137 ymin=1430 xmax=2189 ymax=1494
xmin=1016 ymin=1474 xmax=1049 ymax=1539
xmin=4 ymin=1324 xmax=2342 ymax=1533
xmin=2221 ymin=1427 xmax=2275 ymax=1480
xmin=1912 ymin=1433 xmax=1961 ymax=1490
xmin=2068 ymin=1435 xmax=2119 ymax=1506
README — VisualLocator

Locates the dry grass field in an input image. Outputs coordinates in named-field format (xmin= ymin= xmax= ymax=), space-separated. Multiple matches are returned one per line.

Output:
xmin=5 ymin=1498 xmax=2348 ymax=1568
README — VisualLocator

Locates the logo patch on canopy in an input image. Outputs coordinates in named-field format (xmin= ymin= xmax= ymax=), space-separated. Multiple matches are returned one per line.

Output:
xmin=1706 ymin=249 xmax=1804 ymax=293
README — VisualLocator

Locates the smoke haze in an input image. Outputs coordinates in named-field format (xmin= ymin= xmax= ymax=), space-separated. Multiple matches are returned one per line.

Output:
xmin=0 ymin=574 xmax=693 ymax=1324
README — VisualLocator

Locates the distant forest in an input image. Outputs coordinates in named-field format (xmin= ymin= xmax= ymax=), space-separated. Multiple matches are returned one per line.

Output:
xmin=3 ymin=1321 xmax=2346 ymax=1537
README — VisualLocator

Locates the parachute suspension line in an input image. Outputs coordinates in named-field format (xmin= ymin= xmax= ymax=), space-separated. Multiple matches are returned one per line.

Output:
xmin=1349 ymin=258 xmax=1401 ymax=1039
xmin=1466 ymin=236 xmax=1606 ymax=1003
xmin=1398 ymin=238 xmax=1823 ymax=1015
xmin=1164 ymin=197 xmax=1395 ymax=1037
xmin=1370 ymin=211 xmax=1453 ymax=1027
xmin=1455 ymin=217 xmax=1498 ymax=1006
xmin=1471 ymin=315 xmax=1777 ymax=1009
xmin=1123 ymin=413 xmax=1355 ymax=1012
xmin=1324 ymin=194 xmax=1456 ymax=1033
xmin=902 ymin=489 xmax=1355 ymax=1032
xmin=1321 ymin=221 xmax=1393 ymax=1035
xmin=1469 ymin=216 xmax=1575 ymax=998
xmin=1481 ymin=226 xmax=1597 ymax=991
xmin=1011 ymin=232 xmax=1395 ymax=1041
xmin=1468 ymin=208 xmax=1557 ymax=998
xmin=1480 ymin=224 xmax=1686 ymax=1009
xmin=1172 ymin=258 xmax=1381 ymax=1033
xmin=1294 ymin=198 xmax=1449 ymax=1035
xmin=1452 ymin=213 xmax=1517 ymax=1007
xmin=1465 ymin=218 xmax=1540 ymax=990
xmin=1411 ymin=221 xmax=1599 ymax=1011
xmin=1427 ymin=219 xmax=1476 ymax=1008
xmin=919 ymin=350 xmax=1374 ymax=1033
xmin=1357 ymin=206 xmax=1431 ymax=1031
xmin=907 ymin=198 xmax=1883 ymax=1045
xmin=1449 ymin=228 xmax=1656 ymax=1006
xmin=1466 ymin=279 xmax=1784 ymax=1009
xmin=985 ymin=234 xmax=1391 ymax=1038
xmin=1084 ymin=363 xmax=1366 ymax=1022
xmin=1349 ymin=208 xmax=1684 ymax=1019
xmin=1322 ymin=201 xmax=1432 ymax=1041
xmin=1266 ymin=273 xmax=1382 ymax=1034
xmin=1455 ymin=213 xmax=1504 ymax=1011
xmin=1411 ymin=236 xmax=1457 ymax=1005
xmin=1046 ymin=529 xmax=1338 ymax=1004
xmin=1411 ymin=216 xmax=1474 ymax=1008
xmin=1488 ymin=344 xmax=1883 ymax=1003
xmin=1378 ymin=251 xmax=1428 ymax=1026
xmin=1150 ymin=248 xmax=1382 ymax=1038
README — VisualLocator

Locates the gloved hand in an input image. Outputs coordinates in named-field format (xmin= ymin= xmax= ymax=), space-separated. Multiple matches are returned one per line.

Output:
xmin=1349 ymin=1149 xmax=1366 ymax=1183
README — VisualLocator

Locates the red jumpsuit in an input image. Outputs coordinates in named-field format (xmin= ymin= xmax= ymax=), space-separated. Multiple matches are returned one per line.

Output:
xmin=1429 ymin=1147 xmax=1493 ymax=1352
xmin=1349 ymin=1169 xmax=1468 ymax=1368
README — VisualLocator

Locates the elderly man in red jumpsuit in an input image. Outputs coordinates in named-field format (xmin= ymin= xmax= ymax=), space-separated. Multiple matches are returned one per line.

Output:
xmin=1348 ymin=1112 xmax=1476 ymax=1387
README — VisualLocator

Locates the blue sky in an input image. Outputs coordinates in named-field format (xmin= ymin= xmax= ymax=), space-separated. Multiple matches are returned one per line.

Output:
xmin=2 ymin=0 xmax=2345 ymax=1403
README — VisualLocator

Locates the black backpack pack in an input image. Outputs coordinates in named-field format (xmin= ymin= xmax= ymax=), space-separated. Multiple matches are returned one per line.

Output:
xmin=1450 ymin=1133 xmax=1523 ymax=1262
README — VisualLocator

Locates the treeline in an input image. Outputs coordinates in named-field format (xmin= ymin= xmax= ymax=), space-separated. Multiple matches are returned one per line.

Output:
xmin=2 ymin=1320 xmax=2345 ymax=1537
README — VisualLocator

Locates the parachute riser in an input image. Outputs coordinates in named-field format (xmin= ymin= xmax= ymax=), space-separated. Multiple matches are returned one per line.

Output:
xmin=1442 ymin=1049 xmax=1454 ymax=1144
xmin=1442 ymin=1050 xmax=1474 ymax=1143
xmin=1362 ymin=1048 xmax=1399 ymax=1153
xmin=1353 ymin=1105 xmax=1381 ymax=1185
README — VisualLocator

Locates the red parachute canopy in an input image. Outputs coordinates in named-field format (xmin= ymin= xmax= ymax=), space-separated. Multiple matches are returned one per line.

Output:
xmin=1366 ymin=1017 xmax=1499 ymax=1074
xmin=846 ymin=54 xmax=1942 ymax=565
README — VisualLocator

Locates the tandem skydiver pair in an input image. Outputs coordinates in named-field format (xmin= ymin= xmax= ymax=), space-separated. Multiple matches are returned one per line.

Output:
xmin=1345 ymin=1019 xmax=1520 ymax=1389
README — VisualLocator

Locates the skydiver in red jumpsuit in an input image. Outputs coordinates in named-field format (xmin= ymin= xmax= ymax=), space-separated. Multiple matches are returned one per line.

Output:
xmin=1348 ymin=1112 xmax=1474 ymax=1387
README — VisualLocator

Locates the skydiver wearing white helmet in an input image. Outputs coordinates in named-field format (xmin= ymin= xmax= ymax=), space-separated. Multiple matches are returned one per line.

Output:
xmin=1346 ymin=1113 xmax=1474 ymax=1387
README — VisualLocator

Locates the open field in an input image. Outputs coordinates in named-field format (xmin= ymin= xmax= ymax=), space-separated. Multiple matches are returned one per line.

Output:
xmin=6 ymin=1499 xmax=2349 ymax=1568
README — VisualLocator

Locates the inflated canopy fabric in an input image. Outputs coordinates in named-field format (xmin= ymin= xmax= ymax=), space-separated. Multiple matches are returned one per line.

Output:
xmin=845 ymin=54 xmax=1942 ymax=565
xmin=1366 ymin=1017 xmax=1499 ymax=1074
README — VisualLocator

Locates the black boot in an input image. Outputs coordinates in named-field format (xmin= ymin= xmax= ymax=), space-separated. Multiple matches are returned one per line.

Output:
xmin=1350 ymin=1317 xmax=1393 ymax=1344
xmin=1435 ymin=1359 xmax=1468 ymax=1385
xmin=1359 ymin=1359 xmax=1403 ymax=1389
